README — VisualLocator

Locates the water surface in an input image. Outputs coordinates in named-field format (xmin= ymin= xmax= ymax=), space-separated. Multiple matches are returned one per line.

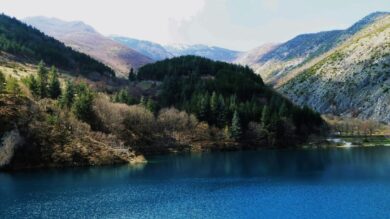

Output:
xmin=1 ymin=147 xmax=390 ymax=218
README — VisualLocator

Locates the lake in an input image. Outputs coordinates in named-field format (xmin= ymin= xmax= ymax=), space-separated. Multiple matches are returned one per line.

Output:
xmin=1 ymin=147 xmax=390 ymax=218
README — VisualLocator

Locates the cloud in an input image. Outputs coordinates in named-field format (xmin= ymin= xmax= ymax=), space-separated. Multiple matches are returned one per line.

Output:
xmin=261 ymin=0 xmax=280 ymax=11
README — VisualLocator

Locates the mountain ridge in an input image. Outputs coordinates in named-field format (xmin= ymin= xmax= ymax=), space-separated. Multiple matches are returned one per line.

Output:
xmin=24 ymin=16 xmax=153 ymax=77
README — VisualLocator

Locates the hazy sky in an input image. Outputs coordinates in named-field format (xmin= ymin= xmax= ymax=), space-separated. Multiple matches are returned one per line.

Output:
xmin=1 ymin=0 xmax=389 ymax=50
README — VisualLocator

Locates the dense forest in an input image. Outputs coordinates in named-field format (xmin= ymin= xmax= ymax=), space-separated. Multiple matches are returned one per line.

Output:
xmin=137 ymin=56 xmax=324 ymax=145
xmin=0 ymin=14 xmax=114 ymax=78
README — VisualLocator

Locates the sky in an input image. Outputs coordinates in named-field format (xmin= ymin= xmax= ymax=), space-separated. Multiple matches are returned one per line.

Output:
xmin=0 ymin=0 xmax=389 ymax=51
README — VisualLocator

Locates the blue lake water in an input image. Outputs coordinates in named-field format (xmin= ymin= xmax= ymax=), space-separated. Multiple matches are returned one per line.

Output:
xmin=1 ymin=147 xmax=390 ymax=218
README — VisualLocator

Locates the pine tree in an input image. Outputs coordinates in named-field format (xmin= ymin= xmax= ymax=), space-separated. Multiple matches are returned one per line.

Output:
xmin=128 ymin=68 xmax=136 ymax=81
xmin=37 ymin=60 xmax=48 ymax=98
xmin=210 ymin=91 xmax=218 ymax=124
xmin=48 ymin=66 xmax=61 ymax=99
xmin=72 ymin=85 xmax=94 ymax=123
xmin=146 ymin=97 xmax=155 ymax=112
xmin=278 ymin=102 xmax=288 ymax=118
xmin=230 ymin=110 xmax=242 ymax=140
xmin=216 ymin=94 xmax=226 ymax=128
xmin=140 ymin=96 xmax=146 ymax=106
xmin=26 ymin=75 xmax=40 ymax=97
xmin=261 ymin=105 xmax=271 ymax=128
xmin=0 ymin=71 xmax=5 ymax=93
xmin=5 ymin=76 xmax=21 ymax=95
xmin=60 ymin=80 xmax=75 ymax=108
xmin=197 ymin=93 xmax=210 ymax=122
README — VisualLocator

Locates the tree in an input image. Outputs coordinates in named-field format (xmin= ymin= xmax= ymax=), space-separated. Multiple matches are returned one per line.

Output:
xmin=26 ymin=75 xmax=40 ymax=97
xmin=230 ymin=110 xmax=242 ymax=140
xmin=0 ymin=71 xmax=5 ymax=93
xmin=72 ymin=84 xmax=94 ymax=123
xmin=216 ymin=94 xmax=226 ymax=128
xmin=5 ymin=76 xmax=21 ymax=95
xmin=210 ymin=91 xmax=218 ymax=124
xmin=146 ymin=97 xmax=156 ymax=112
xmin=37 ymin=60 xmax=48 ymax=98
xmin=48 ymin=66 xmax=61 ymax=99
xmin=197 ymin=93 xmax=210 ymax=122
xmin=278 ymin=102 xmax=288 ymax=118
xmin=60 ymin=80 xmax=75 ymax=108
xmin=261 ymin=106 xmax=271 ymax=128
xmin=128 ymin=68 xmax=136 ymax=81
xmin=140 ymin=96 xmax=147 ymax=106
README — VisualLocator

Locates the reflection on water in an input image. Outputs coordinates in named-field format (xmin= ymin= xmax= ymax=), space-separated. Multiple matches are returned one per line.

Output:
xmin=1 ymin=147 xmax=390 ymax=218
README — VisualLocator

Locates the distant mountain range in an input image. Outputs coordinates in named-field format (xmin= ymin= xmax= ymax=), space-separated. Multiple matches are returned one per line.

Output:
xmin=20 ymin=12 xmax=390 ymax=122
xmin=111 ymin=36 xmax=241 ymax=62
xmin=24 ymin=17 xmax=153 ymax=77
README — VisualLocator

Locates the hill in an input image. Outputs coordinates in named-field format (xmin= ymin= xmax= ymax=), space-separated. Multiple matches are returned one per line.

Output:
xmin=137 ymin=56 xmax=324 ymax=146
xmin=238 ymin=12 xmax=390 ymax=84
xmin=0 ymin=14 xmax=114 ymax=79
xmin=111 ymin=36 xmax=173 ymax=61
xmin=279 ymin=13 xmax=390 ymax=122
xmin=164 ymin=44 xmax=241 ymax=62
xmin=24 ymin=16 xmax=153 ymax=77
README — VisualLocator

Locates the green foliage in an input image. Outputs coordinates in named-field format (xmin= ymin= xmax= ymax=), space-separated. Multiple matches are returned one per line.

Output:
xmin=138 ymin=55 xmax=263 ymax=85
xmin=48 ymin=66 xmax=61 ymax=99
xmin=25 ymin=74 xmax=39 ymax=97
xmin=72 ymin=83 xmax=94 ymax=123
xmin=0 ymin=14 xmax=114 ymax=77
xmin=230 ymin=110 xmax=242 ymax=140
xmin=59 ymin=80 xmax=75 ymax=108
xmin=5 ymin=76 xmax=21 ymax=95
xmin=139 ymin=56 xmax=324 ymax=144
xmin=128 ymin=68 xmax=136 ymax=81
xmin=261 ymin=106 xmax=271 ymax=128
xmin=0 ymin=71 xmax=5 ymax=93
xmin=146 ymin=97 xmax=156 ymax=112
xmin=113 ymin=89 xmax=137 ymax=105
xmin=37 ymin=61 xmax=48 ymax=98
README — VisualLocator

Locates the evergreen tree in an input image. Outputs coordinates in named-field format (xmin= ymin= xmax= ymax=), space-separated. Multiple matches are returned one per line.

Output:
xmin=0 ymin=71 xmax=5 ymax=93
xmin=261 ymin=105 xmax=271 ymax=128
xmin=278 ymin=102 xmax=288 ymax=118
xmin=210 ymin=91 xmax=218 ymax=124
xmin=140 ymin=96 xmax=146 ymax=106
xmin=5 ymin=76 xmax=21 ymax=95
xmin=48 ymin=66 xmax=61 ymax=99
xmin=197 ymin=93 xmax=210 ymax=122
xmin=230 ymin=110 xmax=242 ymax=140
xmin=216 ymin=94 xmax=226 ymax=128
xmin=60 ymin=80 xmax=75 ymax=108
xmin=146 ymin=97 xmax=155 ymax=112
xmin=37 ymin=60 xmax=48 ymax=98
xmin=72 ymin=85 xmax=94 ymax=123
xmin=26 ymin=75 xmax=40 ymax=97
xmin=128 ymin=68 xmax=136 ymax=81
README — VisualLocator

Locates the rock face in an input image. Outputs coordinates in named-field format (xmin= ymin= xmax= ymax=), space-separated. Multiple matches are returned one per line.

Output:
xmin=279 ymin=14 xmax=390 ymax=122
xmin=24 ymin=17 xmax=153 ymax=77
xmin=239 ymin=12 xmax=390 ymax=84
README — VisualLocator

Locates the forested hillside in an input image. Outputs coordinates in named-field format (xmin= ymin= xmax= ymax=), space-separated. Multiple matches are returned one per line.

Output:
xmin=138 ymin=56 xmax=324 ymax=145
xmin=0 ymin=14 xmax=115 ymax=79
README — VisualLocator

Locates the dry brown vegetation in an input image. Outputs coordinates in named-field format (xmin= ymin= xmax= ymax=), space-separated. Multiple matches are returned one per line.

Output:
xmin=324 ymin=115 xmax=389 ymax=136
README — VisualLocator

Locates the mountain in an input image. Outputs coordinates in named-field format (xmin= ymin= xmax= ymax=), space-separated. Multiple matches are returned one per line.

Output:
xmin=0 ymin=14 xmax=114 ymax=79
xmin=279 ymin=13 xmax=390 ymax=122
xmin=110 ymin=36 xmax=173 ymax=61
xmin=24 ymin=16 xmax=153 ymax=77
xmin=164 ymin=44 xmax=241 ymax=62
xmin=239 ymin=12 xmax=390 ymax=84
